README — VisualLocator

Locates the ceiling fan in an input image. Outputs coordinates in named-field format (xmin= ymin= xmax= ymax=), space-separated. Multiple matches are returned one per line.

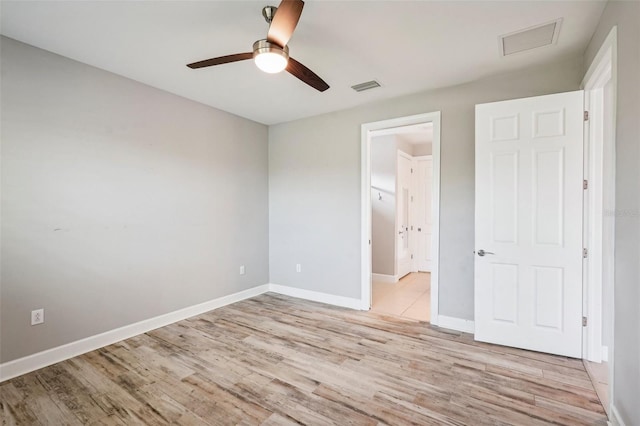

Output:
xmin=187 ymin=0 xmax=329 ymax=92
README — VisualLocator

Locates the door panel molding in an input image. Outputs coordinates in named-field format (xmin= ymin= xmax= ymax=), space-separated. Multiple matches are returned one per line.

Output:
xmin=475 ymin=91 xmax=584 ymax=358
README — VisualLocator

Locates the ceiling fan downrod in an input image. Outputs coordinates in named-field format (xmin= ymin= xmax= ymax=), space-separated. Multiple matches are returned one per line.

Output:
xmin=262 ymin=6 xmax=277 ymax=24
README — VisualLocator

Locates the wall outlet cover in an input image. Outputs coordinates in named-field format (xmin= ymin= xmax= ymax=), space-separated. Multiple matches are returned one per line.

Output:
xmin=31 ymin=309 xmax=44 ymax=325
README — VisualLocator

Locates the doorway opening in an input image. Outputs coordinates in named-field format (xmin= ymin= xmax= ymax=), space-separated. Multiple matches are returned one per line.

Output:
xmin=361 ymin=112 xmax=441 ymax=324
xmin=369 ymin=126 xmax=433 ymax=320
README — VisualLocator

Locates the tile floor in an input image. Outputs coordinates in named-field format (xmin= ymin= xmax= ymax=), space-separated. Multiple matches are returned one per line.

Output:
xmin=371 ymin=272 xmax=430 ymax=321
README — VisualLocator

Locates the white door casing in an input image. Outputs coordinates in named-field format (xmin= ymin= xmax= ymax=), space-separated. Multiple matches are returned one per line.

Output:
xmin=396 ymin=151 xmax=413 ymax=279
xmin=361 ymin=111 xmax=441 ymax=319
xmin=415 ymin=156 xmax=433 ymax=272
xmin=475 ymin=91 xmax=584 ymax=358
xmin=581 ymin=26 xmax=617 ymax=365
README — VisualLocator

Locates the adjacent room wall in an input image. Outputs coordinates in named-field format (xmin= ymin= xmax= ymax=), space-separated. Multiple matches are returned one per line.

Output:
xmin=371 ymin=136 xmax=432 ymax=278
xmin=269 ymin=55 xmax=583 ymax=319
xmin=412 ymin=144 xmax=432 ymax=157
xmin=0 ymin=37 xmax=269 ymax=363
xmin=371 ymin=135 xmax=397 ymax=276
xmin=584 ymin=2 xmax=640 ymax=424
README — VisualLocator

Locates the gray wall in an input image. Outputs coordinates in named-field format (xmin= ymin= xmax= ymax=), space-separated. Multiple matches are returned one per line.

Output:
xmin=371 ymin=135 xmax=397 ymax=276
xmin=585 ymin=2 xmax=640 ymax=424
xmin=269 ymin=56 xmax=583 ymax=313
xmin=0 ymin=37 xmax=269 ymax=363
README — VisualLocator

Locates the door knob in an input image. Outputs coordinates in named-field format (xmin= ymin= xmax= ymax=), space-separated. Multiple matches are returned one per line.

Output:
xmin=477 ymin=249 xmax=495 ymax=257
xmin=417 ymin=227 xmax=422 ymax=232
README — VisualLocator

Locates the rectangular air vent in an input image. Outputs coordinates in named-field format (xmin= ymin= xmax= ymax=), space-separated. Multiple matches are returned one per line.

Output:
xmin=351 ymin=80 xmax=381 ymax=92
xmin=499 ymin=19 xmax=562 ymax=56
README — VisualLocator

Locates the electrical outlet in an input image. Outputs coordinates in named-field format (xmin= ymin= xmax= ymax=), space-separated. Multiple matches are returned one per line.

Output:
xmin=296 ymin=264 xmax=301 ymax=273
xmin=31 ymin=309 xmax=44 ymax=326
xmin=239 ymin=265 xmax=245 ymax=275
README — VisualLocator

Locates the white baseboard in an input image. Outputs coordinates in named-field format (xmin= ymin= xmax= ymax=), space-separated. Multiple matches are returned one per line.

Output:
xmin=0 ymin=283 xmax=373 ymax=382
xmin=371 ymin=273 xmax=399 ymax=283
xmin=610 ymin=405 xmax=627 ymax=426
xmin=435 ymin=315 xmax=475 ymax=334
xmin=269 ymin=283 xmax=365 ymax=310
xmin=0 ymin=284 xmax=270 ymax=383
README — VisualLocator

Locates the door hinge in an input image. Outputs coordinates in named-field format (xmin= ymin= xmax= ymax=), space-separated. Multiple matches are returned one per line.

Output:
xmin=411 ymin=254 xmax=414 ymax=259
xmin=582 ymin=316 xmax=588 ymax=327
xmin=584 ymin=111 xmax=589 ymax=121
xmin=583 ymin=248 xmax=588 ymax=258
xmin=583 ymin=180 xmax=588 ymax=190
xmin=369 ymin=239 xmax=371 ymax=245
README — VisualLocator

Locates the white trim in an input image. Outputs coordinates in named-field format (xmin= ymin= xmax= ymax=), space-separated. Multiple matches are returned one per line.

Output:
xmin=581 ymin=27 xmax=617 ymax=418
xmin=601 ymin=345 xmax=608 ymax=363
xmin=361 ymin=112 xmax=441 ymax=322
xmin=412 ymin=154 xmax=433 ymax=274
xmin=371 ymin=273 xmax=399 ymax=284
xmin=269 ymin=283 xmax=364 ymax=310
xmin=396 ymin=149 xmax=414 ymax=278
xmin=610 ymin=405 xmax=627 ymax=426
xmin=0 ymin=282 xmax=369 ymax=383
xmin=582 ymin=26 xmax=617 ymax=89
xmin=582 ymin=26 xmax=617 ymax=364
xmin=0 ymin=284 xmax=271 ymax=383
xmin=582 ymin=84 xmax=605 ymax=362
xmin=435 ymin=315 xmax=475 ymax=334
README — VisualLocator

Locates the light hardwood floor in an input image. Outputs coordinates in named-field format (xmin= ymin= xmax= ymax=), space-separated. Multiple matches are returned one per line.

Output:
xmin=372 ymin=272 xmax=430 ymax=321
xmin=584 ymin=360 xmax=609 ymax=417
xmin=1 ymin=293 xmax=607 ymax=425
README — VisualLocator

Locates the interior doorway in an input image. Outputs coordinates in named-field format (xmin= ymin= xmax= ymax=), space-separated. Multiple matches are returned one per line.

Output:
xmin=361 ymin=112 xmax=441 ymax=324
xmin=368 ymin=126 xmax=433 ymax=321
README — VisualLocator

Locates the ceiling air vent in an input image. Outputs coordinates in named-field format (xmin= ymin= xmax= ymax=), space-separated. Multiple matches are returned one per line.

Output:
xmin=351 ymin=80 xmax=381 ymax=92
xmin=499 ymin=19 xmax=562 ymax=56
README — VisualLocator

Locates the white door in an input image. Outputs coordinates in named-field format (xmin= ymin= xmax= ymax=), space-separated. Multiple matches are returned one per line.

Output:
xmin=475 ymin=91 xmax=584 ymax=358
xmin=396 ymin=152 xmax=412 ymax=278
xmin=415 ymin=157 xmax=433 ymax=271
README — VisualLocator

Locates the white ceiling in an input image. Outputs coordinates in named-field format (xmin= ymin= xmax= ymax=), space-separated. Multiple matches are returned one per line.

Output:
xmin=397 ymin=131 xmax=433 ymax=147
xmin=0 ymin=1 xmax=606 ymax=125
xmin=373 ymin=123 xmax=433 ymax=146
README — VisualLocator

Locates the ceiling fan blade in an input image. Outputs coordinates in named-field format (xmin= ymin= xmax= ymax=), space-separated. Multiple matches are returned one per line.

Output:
xmin=286 ymin=57 xmax=329 ymax=92
xmin=187 ymin=53 xmax=253 ymax=69
xmin=267 ymin=0 xmax=304 ymax=48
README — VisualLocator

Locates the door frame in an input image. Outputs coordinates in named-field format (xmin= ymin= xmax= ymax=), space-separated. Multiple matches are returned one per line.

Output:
xmin=413 ymin=154 xmax=434 ymax=273
xmin=396 ymin=149 xmax=414 ymax=279
xmin=360 ymin=111 xmax=441 ymax=324
xmin=581 ymin=25 xmax=617 ymax=404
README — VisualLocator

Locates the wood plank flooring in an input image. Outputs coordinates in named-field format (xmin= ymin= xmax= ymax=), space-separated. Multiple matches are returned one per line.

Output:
xmin=1 ymin=293 xmax=607 ymax=425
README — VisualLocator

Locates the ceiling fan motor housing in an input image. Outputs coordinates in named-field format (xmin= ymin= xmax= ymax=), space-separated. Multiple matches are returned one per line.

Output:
xmin=253 ymin=39 xmax=289 ymax=58
xmin=253 ymin=39 xmax=289 ymax=73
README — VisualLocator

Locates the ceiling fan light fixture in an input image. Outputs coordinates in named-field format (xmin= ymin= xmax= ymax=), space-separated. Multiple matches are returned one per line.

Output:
xmin=253 ymin=39 xmax=289 ymax=73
